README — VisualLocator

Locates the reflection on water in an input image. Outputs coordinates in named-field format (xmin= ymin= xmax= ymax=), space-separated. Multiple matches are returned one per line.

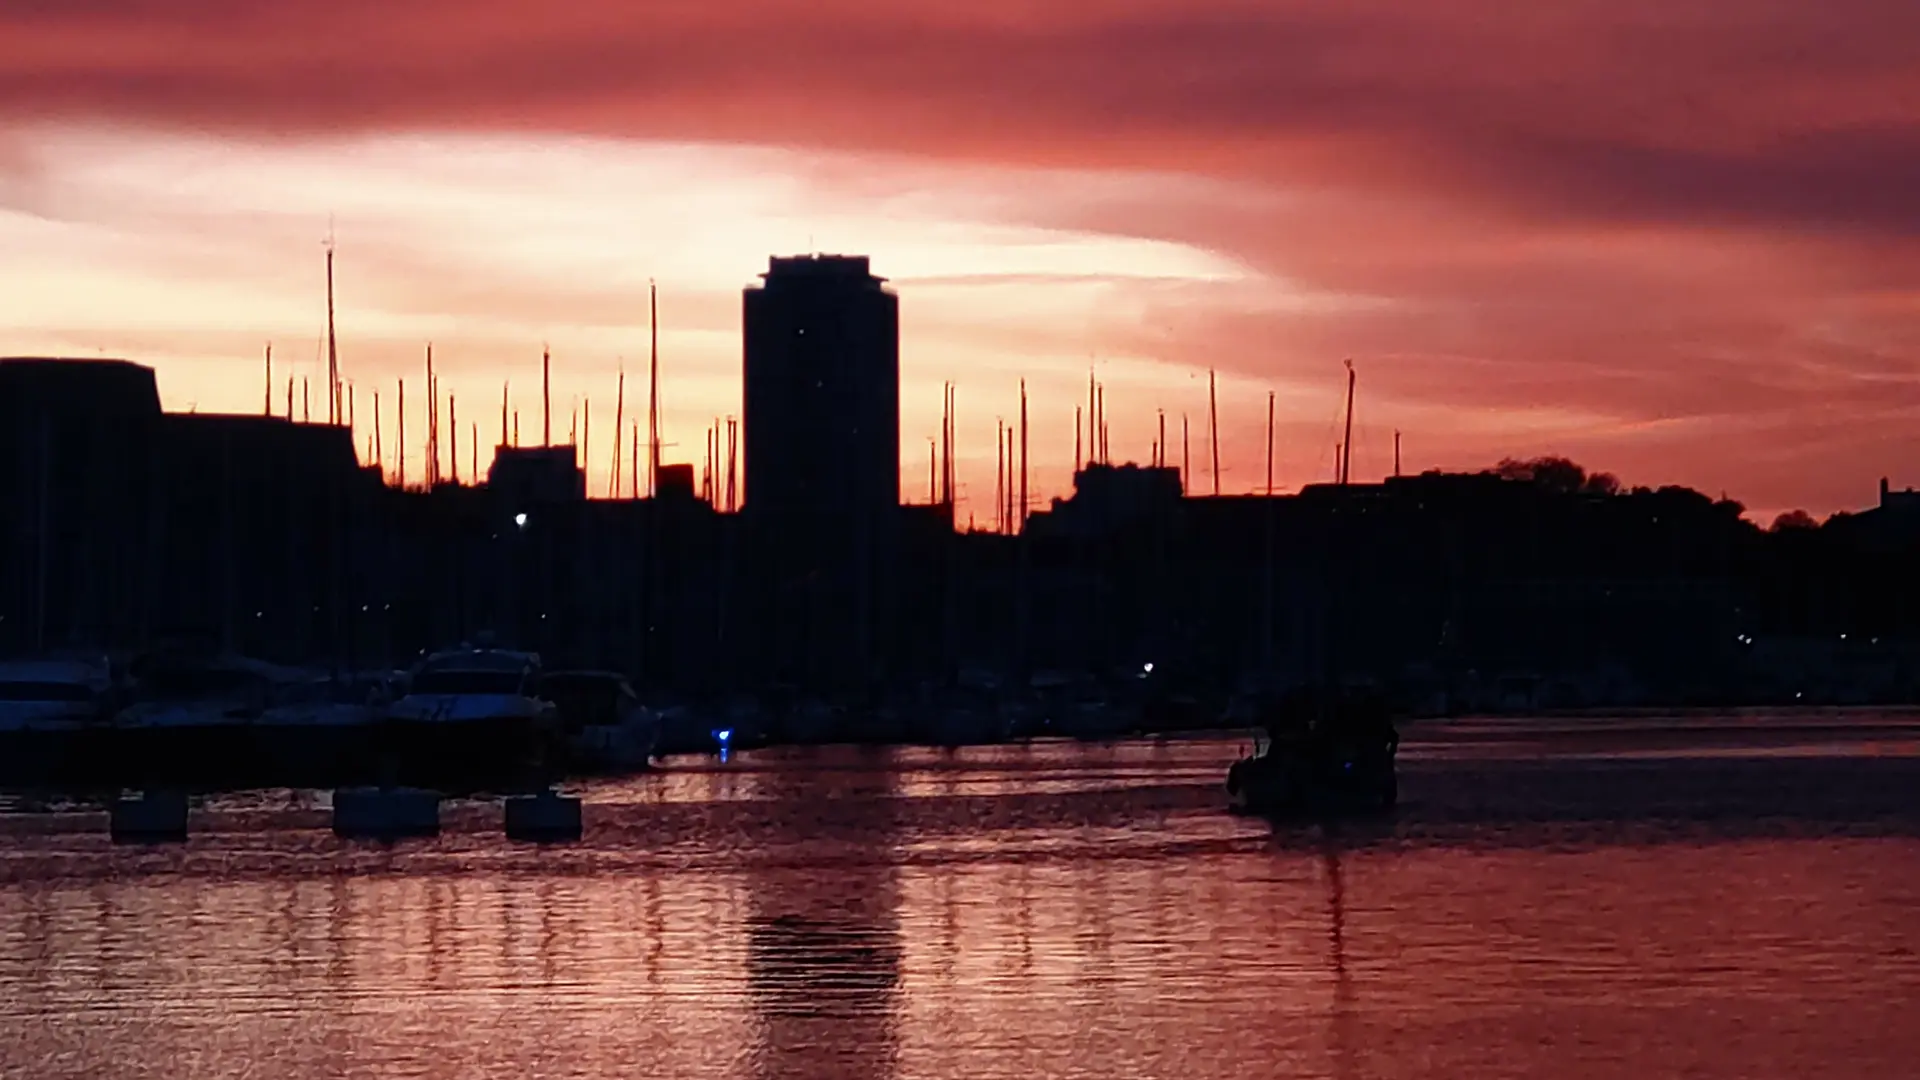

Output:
xmin=1 ymin=723 xmax=1919 ymax=1079
xmin=741 ymin=756 xmax=903 ymax=1080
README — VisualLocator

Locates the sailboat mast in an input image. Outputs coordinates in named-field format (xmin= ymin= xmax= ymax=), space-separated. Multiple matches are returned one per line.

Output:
xmin=995 ymin=417 xmax=1005 ymax=534
xmin=373 ymin=389 xmax=383 ymax=471
xmin=1074 ymin=406 xmax=1083 ymax=475
xmin=425 ymin=344 xmax=436 ymax=486
xmin=542 ymin=346 xmax=552 ymax=448
xmin=264 ymin=343 xmax=273 ymax=417
xmin=1209 ymin=369 xmax=1221 ymax=496
xmin=325 ymin=243 xmax=339 ymax=426
xmin=1095 ymin=385 xmax=1105 ymax=464
xmin=1182 ymin=414 xmax=1190 ymax=494
xmin=706 ymin=418 xmax=715 ymax=507
xmin=1266 ymin=391 xmax=1275 ymax=496
xmin=648 ymin=281 xmax=661 ymax=497
xmin=1019 ymin=380 xmax=1028 ymax=533
xmin=611 ymin=370 xmax=626 ymax=498
xmin=450 ymin=394 xmax=459 ymax=485
xmin=1262 ymin=390 xmax=1276 ymax=677
xmin=397 ymin=377 xmax=406 ymax=489
xmin=1086 ymin=367 xmax=1096 ymax=469
xmin=1005 ymin=427 xmax=1015 ymax=532
xmin=1340 ymin=359 xmax=1356 ymax=486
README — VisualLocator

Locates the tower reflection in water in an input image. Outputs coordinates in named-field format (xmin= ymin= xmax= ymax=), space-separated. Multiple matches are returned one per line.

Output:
xmin=742 ymin=749 xmax=904 ymax=1080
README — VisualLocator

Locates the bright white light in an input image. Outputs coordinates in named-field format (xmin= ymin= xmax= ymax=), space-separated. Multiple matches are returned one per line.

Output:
xmin=513 ymin=512 xmax=527 ymax=528
xmin=1143 ymin=662 xmax=1155 ymax=674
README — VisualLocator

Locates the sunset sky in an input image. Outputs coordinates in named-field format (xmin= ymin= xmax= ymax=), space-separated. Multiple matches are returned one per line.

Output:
xmin=3 ymin=1 xmax=1916 ymax=521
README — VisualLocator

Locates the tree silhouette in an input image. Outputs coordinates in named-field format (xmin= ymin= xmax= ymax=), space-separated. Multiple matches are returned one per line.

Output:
xmin=1583 ymin=471 xmax=1622 ymax=496
xmin=1491 ymin=456 xmax=1621 ymax=496
xmin=1770 ymin=509 xmax=1818 ymax=532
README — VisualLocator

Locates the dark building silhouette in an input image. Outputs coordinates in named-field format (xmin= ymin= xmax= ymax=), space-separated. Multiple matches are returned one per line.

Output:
xmin=742 ymin=255 xmax=900 ymax=523
xmin=741 ymin=255 xmax=901 ymax=691
xmin=0 ymin=359 xmax=162 ymax=653
xmin=0 ymin=357 xmax=375 ymax=662
xmin=11 ymin=335 xmax=1920 ymax=713
xmin=487 ymin=445 xmax=586 ymax=507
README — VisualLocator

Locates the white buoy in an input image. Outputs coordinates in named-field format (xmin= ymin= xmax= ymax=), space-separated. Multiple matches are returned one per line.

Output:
xmin=110 ymin=791 xmax=189 ymax=843
xmin=332 ymin=787 xmax=440 ymax=839
xmin=504 ymin=788 xmax=583 ymax=842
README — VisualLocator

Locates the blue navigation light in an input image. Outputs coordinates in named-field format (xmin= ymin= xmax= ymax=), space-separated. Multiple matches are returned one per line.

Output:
xmin=715 ymin=728 xmax=733 ymax=745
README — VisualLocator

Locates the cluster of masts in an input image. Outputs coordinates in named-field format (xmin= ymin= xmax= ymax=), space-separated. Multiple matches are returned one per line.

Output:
xmin=948 ymin=358 xmax=1395 ymax=536
xmin=266 ymin=248 xmax=719 ymax=501
xmin=268 ymin=245 xmax=1402 ymax=521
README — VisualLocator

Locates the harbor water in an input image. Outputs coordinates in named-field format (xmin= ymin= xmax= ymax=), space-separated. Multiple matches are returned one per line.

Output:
xmin=2 ymin=715 xmax=1919 ymax=1078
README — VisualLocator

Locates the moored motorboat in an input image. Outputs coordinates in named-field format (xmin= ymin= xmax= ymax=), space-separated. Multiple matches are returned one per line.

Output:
xmin=919 ymin=684 xmax=1009 ymax=747
xmin=379 ymin=645 xmax=559 ymax=791
xmin=110 ymin=650 xmax=312 ymax=789
xmin=541 ymin=669 xmax=659 ymax=773
xmin=781 ymin=699 xmax=844 ymax=745
xmin=1225 ymin=685 xmax=1399 ymax=816
xmin=248 ymin=671 xmax=392 ymax=788
xmin=0 ymin=656 xmax=117 ymax=788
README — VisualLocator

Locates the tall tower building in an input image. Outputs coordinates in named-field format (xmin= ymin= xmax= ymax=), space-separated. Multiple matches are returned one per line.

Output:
xmin=741 ymin=255 xmax=901 ymax=690
xmin=742 ymin=254 xmax=899 ymax=524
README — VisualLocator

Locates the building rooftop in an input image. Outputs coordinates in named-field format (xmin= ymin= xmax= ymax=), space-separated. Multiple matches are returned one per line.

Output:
xmin=758 ymin=254 xmax=888 ymax=287
xmin=0 ymin=356 xmax=162 ymax=417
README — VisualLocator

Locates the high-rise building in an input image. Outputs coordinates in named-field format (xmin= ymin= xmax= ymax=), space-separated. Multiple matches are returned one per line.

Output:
xmin=740 ymin=255 xmax=901 ymax=689
xmin=742 ymin=254 xmax=899 ymax=525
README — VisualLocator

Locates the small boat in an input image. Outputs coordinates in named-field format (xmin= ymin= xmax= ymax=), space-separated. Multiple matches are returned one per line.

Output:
xmin=1041 ymin=674 xmax=1136 ymax=741
xmin=249 ymin=671 xmax=390 ymax=788
xmin=782 ymin=699 xmax=844 ymax=746
xmin=541 ymin=670 xmax=659 ymax=773
xmin=0 ymin=656 xmax=116 ymax=787
xmin=381 ymin=645 xmax=560 ymax=791
xmin=920 ymin=684 xmax=1009 ymax=746
xmin=111 ymin=650 xmax=313 ymax=789
xmin=1225 ymin=686 xmax=1399 ymax=815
